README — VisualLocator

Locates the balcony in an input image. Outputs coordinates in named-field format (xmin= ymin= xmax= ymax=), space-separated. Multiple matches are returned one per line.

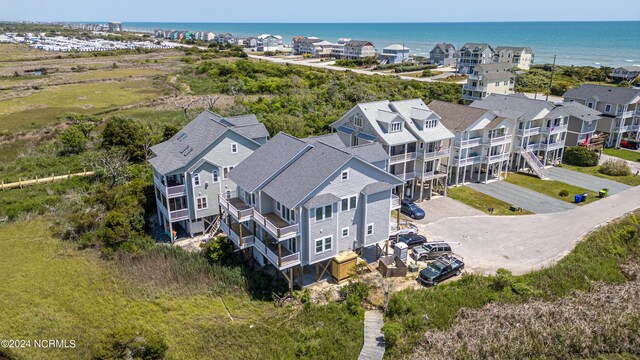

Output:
xmin=528 ymin=142 xmax=564 ymax=151
xmin=169 ymin=208 xmax=189 ymax=221
xmin=454 ymin=137 xmax=483 ymax=148
xmin=253 ymin=211 xmax=299 ymax=240
xmin=463 ymin=84 xmax=488 ymax=92
xmin=254 ymin=236 xmax=300 ymax=270
xmin=218 ymin=193 xmax=254 ymax=222
xmin=541 ymin=124 xmax=568 ymax=134
xmin=389 ymin=153 xmax=407 ymax=164
xmin=614 ymin=124 xmax=640 ymax=132
xmin=220 ymin=221 xmax=254 ymax=249
xmin=420 ymin=169 xmax=448 ymax=180
xmin=461 ymin=93 xmax=483 ymax=102
xmin=419 ymin=148 xmax=450 ymax=159
xmin=405 ymin=151 xmax=417 ymax=161
xmin=484 ymin=134 xmax=512 ymax=146
xmin=517 ymin=127 xmax=541 ymax=137
xmin=391 ymin=194 xmax=400 ymax=209
xmin=167 ymin=185 xmax=186 ymax=198
xmin=484 ymin=153 xmax=510 ymax=164
xmin=616 ymin=110 xmax=634 ymax=118
xmin=453 ymin=155 xmax=483 ymax=167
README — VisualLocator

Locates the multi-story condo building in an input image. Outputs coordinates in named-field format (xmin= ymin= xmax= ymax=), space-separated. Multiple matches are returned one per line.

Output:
xmin=470 ymin=94 xmax=570 ymax=179
xmin=330 ymin=99 xmax=455 ymax=201
xmin=457 ymin=43 xmax=494 ymax=74
xmin=461 ymin=62 xmax=515 ymax=104
xmin=428 ymin=100 xmax=515 ymax=186
xmin=149 ymin=110 xmax=269 ymax=240
xmin=556 ymin=101 xmax=603 ymax=147
xmin=429 ymin=43 xmax=456 ymax=67
xmin=223 ymin=132 xmax=402 ymax=292
xmin=610 ymin=65 xmax=640 ymax=82
xmin=294 ymin=36 xmax=324 ymax=56
xmin=564 ymin=85 xmax=640 ymax=147
xmin=380 ymin=44 xmax=411 ymax=65
xmin=341 ymin=40 xmax=376 ymax=59
xmin=329 ymin=38 xmax=351 ymax=58
xmin=494 ymin=46 xmax=534 ymax=70
xmin=256 ymin=34 xmax=284 ymax=52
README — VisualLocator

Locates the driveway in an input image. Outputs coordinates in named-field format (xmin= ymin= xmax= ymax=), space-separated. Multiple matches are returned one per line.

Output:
xmin=422 ymin=185 xmax=640 ymax=275
xmin=415 ymin=196 xmax=484 ymax=224
xmin=547 ymin=167 xmax=631 ymax=195
xmin=467 ymin=181 xmax=576 ymax=214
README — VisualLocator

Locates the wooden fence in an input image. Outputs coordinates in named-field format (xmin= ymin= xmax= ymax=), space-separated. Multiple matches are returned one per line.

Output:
xmin=0 ymin=169 xmax=95 ymax=191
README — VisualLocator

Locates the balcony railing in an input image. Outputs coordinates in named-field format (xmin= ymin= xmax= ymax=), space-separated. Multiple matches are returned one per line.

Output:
xmin=517 ymin=127 xmax=541 ymax=137
xmin=405 ymin=151 xmax=417 ymax=161
xmin=389 ymin=153 xmax=407 ymax=163
xmin=254 ymin=236 xmax=300 ymax=269
xmin=484 ymin=134 xmax=512 ymax=146
xmin=218 ymin=193 xmax=253 ymax=221
xmin=420 ymin=148 xmax=450 ymax=159
xmin=454 ymin=137 xmax=483 ymax=148
xmin=220 ymin=221 xmax=254 ymax=249
xmin=484 ymin=153 xmax=510 ymax=163
xmin=614 ymin=124 xmax=640 ymax=132
xmin=391 ymin=194 xmax=400 ymax=209
xmin=461 ymin=93 xmax=482 ymax=102
xmin=453 ymin=155 xmax=482 ymax=166
xmin=616 ymin=110 xmax=634 ymax=118
xmin=167 ymin=185 xmax=186 ymax=197
xmin=253 ymin=211 xmax=299 ymax=240
xmin=541 ymin=124 xmax=568 ymax=134
xmin=169 ymin=208 xmax=189 ymax=220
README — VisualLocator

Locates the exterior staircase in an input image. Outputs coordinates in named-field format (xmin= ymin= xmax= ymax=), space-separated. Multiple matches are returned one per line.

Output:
xmin=204 ymin=214 xmax=222 ymax=238
xmin=520 ymin=147 xmax=550 ymax=179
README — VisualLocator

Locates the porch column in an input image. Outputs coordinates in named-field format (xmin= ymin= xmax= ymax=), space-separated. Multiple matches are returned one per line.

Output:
xmin=278 ymin=242 xmax=282 ymax=267
xmin=239 ymin=222 xmax=244 ymax=247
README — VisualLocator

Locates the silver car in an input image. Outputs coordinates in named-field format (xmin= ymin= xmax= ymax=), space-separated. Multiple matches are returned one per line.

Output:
xmin=412 ymin=242 xmax=452 ymax=261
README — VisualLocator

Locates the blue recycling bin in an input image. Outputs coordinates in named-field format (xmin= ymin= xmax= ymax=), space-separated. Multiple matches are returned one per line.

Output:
xmin=574 ymin=195 xmax=582 ymax=203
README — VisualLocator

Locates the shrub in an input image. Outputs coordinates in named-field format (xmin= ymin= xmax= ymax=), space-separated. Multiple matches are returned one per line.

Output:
xmin=200 ymin=235 xmax=234 ymax=263
xmin=93 ymin=326 xmax=168 ymax=360
xmin=59 ymin=125 xmax=87 ymax=154
xmin=559 ymin=189 xmax=569 ymax=197
xmin=101 ymin=116 xmax=145 ymax=162
xmin=382 ymin=322 xmax=403 ymax=348
xmin=345 ymin=293 xmax=363 ymax=315
xmin=339 ymin=280 xmax=370 ymax=302
xmin=422 ymin=69 xmax=433 ymax=77
xmin=563 ymin=146 xmax=598 ymax=166
xmin=599 ymin=159 xmax=631 ymax=176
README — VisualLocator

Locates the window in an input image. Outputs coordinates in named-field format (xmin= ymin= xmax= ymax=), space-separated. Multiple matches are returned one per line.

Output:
xmin=193 ymin=173 xmax=200 ymax=186
xmin=504 ymin=81 xmax=509 ymax=85
xmin=367 ymin=224 xmax=374 ymax=236
xmin=250 ymin=193 xmax=256 ymax=206
xmin=495 ymin=82 xmax=500 ymax=86
xmin=315 ymin=236 xmax=333 ymax=254
xmin=196 ymin=196 xmax=208 ymax=210
xmin=341 ymin=170 xmax=349 ymax=181
xmin=212 ymin=170 xmax=219 ymax=183
xmin=342 ymin=227 xmax=349 ymax=238
xmin=605 ymin=104 xmax=612 ymax=113
xmin=587 ymin=102 xmax=594 ymax=109
xmin=390 ymin=122 xmax=402 ymax=132
xmin=231 ymin=143 xmax=238 ymax=154
xmin=354 ymin=115 xmax=363 ymax=127
xmin=341 ymin=195 xmax=357 ymax=212
xmin=223 ymin=166 xmax=234 ymax=179
xmin=276 ymin=201 xmax=281 ymax=212
xmin=425 ymin=119 xmax=438 ymax=128
xmin=315 ymin=204 xmax=333 ymax=221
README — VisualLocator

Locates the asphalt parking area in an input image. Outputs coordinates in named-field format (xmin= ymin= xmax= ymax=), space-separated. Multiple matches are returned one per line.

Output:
xmin=467 ymin=181 xmax=576 ymax=214
xmin=547 ymin=167 xmax=632 ymax=195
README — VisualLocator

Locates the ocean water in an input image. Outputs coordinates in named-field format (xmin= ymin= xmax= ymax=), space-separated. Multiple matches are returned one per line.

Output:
xmin=122 ymin=21 xmax=640 ymax=67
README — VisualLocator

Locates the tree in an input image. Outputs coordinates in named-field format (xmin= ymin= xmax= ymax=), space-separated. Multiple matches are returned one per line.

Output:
xmin=101 ymin=116 xmax=145 ymax=161
xmin=59 ymin=125 xmax=87 ymax=154
xmin=92 ymin=149 xmax=130 ymax=188
xmin=58 ymin=112 xmax=101 ymax=138
xmin=162 ymin=124 xmax=180 ymax=141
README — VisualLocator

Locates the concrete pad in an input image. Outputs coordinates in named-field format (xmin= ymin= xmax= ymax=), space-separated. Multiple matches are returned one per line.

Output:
xmin=423 ymin=185 xmax=640 ymax=275
xmin=547 ymin=167 xmax=631 ymax=195
xmin=415 ymin=196 xmax=484 ymax=224
xmin=467 ymin=181 xmax=576 ymax=214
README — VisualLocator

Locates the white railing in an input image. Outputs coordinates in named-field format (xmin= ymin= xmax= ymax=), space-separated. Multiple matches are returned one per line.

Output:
xmin=461 ymin=93 xmax=482 ymax=102
xmin=541 ymin=124 xmax=568 ymax=134
xmin=454 ymin=137 xmax=483 ymax=148
xmin=391 ymin=194 xmax=400 ymax=208
xmin=517 ymin=127 xmax=541 ymax=136
xmin=217 ymin=193 xmax=253 ymax=220
xmin=220 ymin=221 xmax=254 ymax=248
xmin=389 ymin=153 xmax=407 ymax=163
xmin=405 ymin=151 xmax=417 ymax=161
xmin=280 ymin=252 xmax=300 ymax=266
xmin=419 ymin=148 xmax=450 ymax=159
xmin=521 ymin=146 xmax=549 ymax=179
xmin=169 ymin=208 xmax=189 ymax=220
xmin=252 ymin=210 xmax=298 ymax=240
xmin=484 ymin=135 xmax=512 ymax=146
xmin=616 ymin=110 xmax=634 ymax=118
xmin=167 ymin=185 xmax=186 ymax=197
xmin=485 ymin=153 xmax=510 ymax=163
xmin=615 ymin=124 xmax=640 ymax=132
xmin=454 ymin=155 xmax=482 ymax=166
xmin=254 ymin=236 xmax=266 ymax=254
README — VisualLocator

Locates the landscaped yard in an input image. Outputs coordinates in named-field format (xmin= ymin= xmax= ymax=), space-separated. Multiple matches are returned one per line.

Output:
xmin=560 ymin=163 xmax=640 ymax=187
xmin=604 ymin=148 xmax=640 ymax=163
xmin=505 ymin=172 xmax=601 ymax=205
xmin=0 ymin=218 xmax=364 ymax=359
xmin=448 ymin=185 xmax=533 ymax=215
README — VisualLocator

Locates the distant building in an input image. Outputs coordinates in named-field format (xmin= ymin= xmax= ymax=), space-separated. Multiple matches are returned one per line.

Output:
xmin=216 ymin=33 xmax=236 ymax=45
xmin=610 ymin=65 xmax=640 ymax=82
xmin=494 ymin=46 xmax=534 ymax=70
xmin=256 ymin=34 xmax=284 ymax=52
xmin=295 ymin=37 xmax=326 ymax=57
xmin=341 ymin=40 xmax=376 ymax=60
xmin=429 ymin=43 xmax=456 ymax=67
xmin=329 ymin=38 xmax=350 ymax=58
xmin=380 ymin=44 xmax=411 ymax=65
xmin=458 ymin=43 xmax=494 ymax=74
xmin=108 ymin=21 xmax=122 ymax=33
xmin=292 ymin=36 xmax=305 ymax=54
xmin=462 ymin=62 xmax=515 ymax=104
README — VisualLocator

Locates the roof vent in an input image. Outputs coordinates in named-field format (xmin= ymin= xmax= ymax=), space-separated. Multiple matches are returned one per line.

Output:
xmin=180 ymin=145 xmax=189 ymax=154
xmin=177 ymin=133 xmax=187 ymax=142
xmin=183 ymin=147 xmax=193 ymax=156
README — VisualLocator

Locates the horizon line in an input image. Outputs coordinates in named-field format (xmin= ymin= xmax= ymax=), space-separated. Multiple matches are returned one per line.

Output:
xmin=3 ymin=20 xmax=640 ymax=24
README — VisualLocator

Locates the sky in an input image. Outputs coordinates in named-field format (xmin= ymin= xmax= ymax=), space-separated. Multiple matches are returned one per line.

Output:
xmin=2 ymin=0 xmax=639 ymax=23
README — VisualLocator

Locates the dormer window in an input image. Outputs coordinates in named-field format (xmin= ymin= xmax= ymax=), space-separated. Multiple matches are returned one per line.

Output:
xmin=425 ymin=119 xmax=438 ymax=129
xmin=341 ymin=170 xmax=349 ymax=181
xmin=390 ymin=122 xmax=402 ymax=132
xmin=604 ymin=104 xmax=612 ymax=113
xmin=354 ymin=115 xmax=363 ymax=127
xmin=231 ymin=143 xmax=238 ymax=154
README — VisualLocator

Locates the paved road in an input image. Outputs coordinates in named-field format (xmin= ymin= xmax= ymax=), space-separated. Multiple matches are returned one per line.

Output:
xmin=467 ymin=181 xmax=576 ymax=214
xmin=358 ymin=310 xmax=385 ymax=360
xmin=547 ymin=167 xmax=631 ymax=195
xmin=422 ymin=185 xmax=640 ymax=275
xmin=415 ymin=196 xmax=484 ymax=224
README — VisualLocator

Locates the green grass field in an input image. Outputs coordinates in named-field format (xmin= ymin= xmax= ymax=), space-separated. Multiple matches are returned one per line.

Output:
xmin=505 ymin=172 xmax=601 ymax=205
xmin=448 ymin=185 xmax=533 ymax=215
xmin=604 ymin=148 xmax=640 ymax=163
xmin=560 ymin=163 xmax=640 ymax=187
xmin=0 ymin=219 xmax=363 ymax=359
xmin=66 ymin=68 xmax=166 ymax=81
xmin=0 ymin=79 xmax=162 ymax=132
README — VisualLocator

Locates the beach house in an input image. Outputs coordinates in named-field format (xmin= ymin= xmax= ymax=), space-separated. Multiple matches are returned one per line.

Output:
xmin=461 ymin=62 xmax=515 ymax=104
xmin=148 ymin=110 xmax=269 ymax=241
xmin=295 ymin=37 xmax=331 ymax=57
xmin=610 ymin=65 xmax=640 ymax=82
xmin=256 ymin=34 xmax=284 ymax=52
xmin=564 ymin=85 xmax=640 ymax=147
xmin=380 ymin=44 xmax=411 ymax=65
xmin=428 ymin=100 xmax=515 ymax=185
xmin=223 ymin=133 xmax=402 ymax=292
xmin=341 ymin=40 xmax=376 ymax=60
xmin=330 ymin=99 xmax=455 ymax=201
xmin=457 ymin=43 xmax=494 ymax=74
xmin=470 ymin=94 xmax=570 ymax=179
xmin=429 ymin=43 xmax=456 ymax=66
xmin=556 ymin=101 xmax=603 ymax=147
xmin=494 ymin=46 xmax=534 ymax=70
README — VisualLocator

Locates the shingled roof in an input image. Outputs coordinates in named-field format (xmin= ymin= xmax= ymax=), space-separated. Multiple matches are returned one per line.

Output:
xmin=563 ymin=84 xmax=640 ymax=105
xmin=427 ymin=100 xmax=490 ymax=132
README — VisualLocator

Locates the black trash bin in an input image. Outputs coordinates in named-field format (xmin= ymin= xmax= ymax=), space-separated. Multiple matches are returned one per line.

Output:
xmin=581 ymin=193 xmax=588 ymax=202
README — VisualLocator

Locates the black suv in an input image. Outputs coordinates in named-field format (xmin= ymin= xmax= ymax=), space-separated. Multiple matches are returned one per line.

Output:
xmin=393 ymin=234 xmax=427 ymax=249
xmin=417 ymin=255 xmax=464 ymax=286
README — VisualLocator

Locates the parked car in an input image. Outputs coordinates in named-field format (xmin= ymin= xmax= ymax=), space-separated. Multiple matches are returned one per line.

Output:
xmin=391 ymin=221 xmax=418 ymax=235
xmin=393 ymin=233 xmax=427 ymax=249
xmin=412 ymin=242 xmax=452 ymax=261
xmin=620 ymin=139 xmax=639 ymax=150
xmin=417 ymin=254 xmax=464 ymax=286
xmin=400 ymin=199 xmax=425 ymax=219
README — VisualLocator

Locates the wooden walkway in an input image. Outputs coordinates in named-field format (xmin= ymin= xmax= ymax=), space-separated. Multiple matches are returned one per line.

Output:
xmin=358 ymin=310 xmax=385 ymax=360
xmin=0 ymin=170 xmax=94 ymax=191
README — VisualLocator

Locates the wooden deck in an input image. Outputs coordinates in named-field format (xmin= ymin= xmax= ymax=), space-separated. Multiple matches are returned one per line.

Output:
xmin=358 ymin=310 xmax=385 ymax=360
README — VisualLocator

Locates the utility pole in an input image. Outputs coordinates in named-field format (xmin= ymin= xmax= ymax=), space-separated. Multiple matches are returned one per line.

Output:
xmin=546 ymin=54 xmax=556 ymax=102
